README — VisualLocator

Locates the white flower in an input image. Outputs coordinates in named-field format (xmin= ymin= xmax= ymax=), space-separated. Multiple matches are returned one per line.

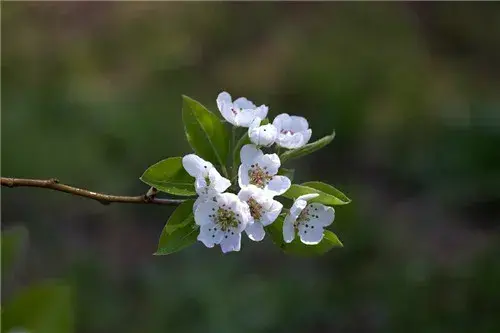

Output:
xmin=283 ymin=193 xmax=335 ymax=245
xmin=216 ymin=91 xmax=268 ymax=127
xmin=182 ymin=154 xmax=231 ymax=210
xmin=273 ymin=113 xmax=312 ymax=149
xmin=238 ymin=185 xmax=283 ymax=241
xmin=238 ymin=144 xmax=291 ymax=197
xmin=248 ymin=117 xmax=278 ymax=147
xmin=195 ymin=193 xmax=251 ymax=253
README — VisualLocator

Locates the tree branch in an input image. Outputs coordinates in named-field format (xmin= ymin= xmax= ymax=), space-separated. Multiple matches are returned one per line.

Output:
xmin=1 ymin=177 xmax=185 ymax=206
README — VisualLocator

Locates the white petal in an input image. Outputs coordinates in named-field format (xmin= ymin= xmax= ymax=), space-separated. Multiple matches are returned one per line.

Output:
xmin=198 ymin=222 xmax=224 ymax=247
xmin=300 ymin=129 xmax=312 ymax=146
xmin=219 ymin=103 xmax=237 ymax=125
xmin=233 ymin=97 xmax=256 ymax=110
xmin=255 ymin=105 xmax=269 ymax=120
xmin=272 ymin=113 xmax=291 ymax=132
xmin=216 ymin=91 xmax=232 ymax=110
xmin=297 ymin=193 xmax=319 ymax=201
xmin=182 ymin=154 xmax=212 ymax=178
xmin=220 ymin=230 xmax=241 ymax=253
xmin=249 ymin=124 xmax=278 ymax=147
xmin=208 ymin=168 xmax=231 ymax=193
xmin=283 ymin=217 xmax=296 ymax=243
xmin=289 ymin=198 xmax=307 ymax=219
xmin=240 ymin=144 xmax=263 ymax=166
xmin=306 ymin=203 xmax=335 ymax=227
xmin=297 ymin=223 xmax=324 ymax=245
xmin=265 ymin=175 xmax=291 ymax=196
xmin=217 ymin=192 xmax=239 ymax=207
xmin=237 ymin=186 xmax=255 ymax=202
xmin=194 ymin=201 xmax=218 ymax=225
xmin=238 ymin=165 xmax=250 ymax=188
xmin=249 ymin=117 xmax=263 ymax=131
xmin=232 ymin=200 xmax=251 ymax=231
xmin=235 ymin=110 xmax=259 ymax=127
xmin=261 ymin=199 xmax=283 ymax=226
xmin=193 ymin=196 xmax=206 ymax=212
xmin=245 ymin=222 xmax=265 ymax=242
xmin=276 ymin=132 xmax=305 ymax=149
xmin=195 ymin=176 xmax=208 ymax=196
xmin=290 ymin=116 xmax=309 ymax=132
xmin=257 ymin=153 xmax=280 ymax=175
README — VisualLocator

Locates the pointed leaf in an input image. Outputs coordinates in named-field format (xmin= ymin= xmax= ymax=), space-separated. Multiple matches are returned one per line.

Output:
xmin=280 ymin=131 xmax=335 ymax=163
xmin=182 ymin=95 xmax=229 ymax=167
xmin=2 ymin=281 xmax=73 ymax=333
xmin=140 ymin=157 xmax=196 ymax=196
xmin=302 ymin=181 xmax=351 ymax=204
xmin=155 ymin=199 xmax=199 ymax=255
xmin=266 ymin=217 xmax=343 ymax=256
xmin=282 ymin=182 xmax=351 ymax=206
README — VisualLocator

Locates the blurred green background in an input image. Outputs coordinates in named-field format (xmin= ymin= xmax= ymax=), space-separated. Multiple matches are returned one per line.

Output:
xmin=2 ymin=2 xmax=500 ymax=333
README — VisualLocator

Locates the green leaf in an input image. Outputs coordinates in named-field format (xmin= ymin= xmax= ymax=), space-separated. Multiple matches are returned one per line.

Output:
xmin=2 ymin=281 xmax=73 ymax=333
xmin=154 ymin=199 xmax=199 ymax=255
xmin=282 ymin=182 xmax=351 ymax=206
xmin=266 ymin=217 xmax=343 ymax=256
xmin=280 ymin=130 xmax=336 ymax=164
xmin=302 ymin=181 xmax=351 ymax=204
xmin=182 ymin=95 xmax=229 ymax=168
xmin=278 ymin=168 xmax=295 ymax=182
xmin=140 ymin=157 xmax=196 ymax=196
xmin=2 ymin=225 xmax=29 ymax=275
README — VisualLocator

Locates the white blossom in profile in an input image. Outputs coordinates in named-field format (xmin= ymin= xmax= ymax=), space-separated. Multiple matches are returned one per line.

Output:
xmin=273 ymin=113 xmax=312 ymax=149
xmin=248 ymin=117 xmax=278 ymax=147
xmin=216 ymin=91 xmax=268 ymax=127
xmin=182 ymin=154 xmax=231 ymax=210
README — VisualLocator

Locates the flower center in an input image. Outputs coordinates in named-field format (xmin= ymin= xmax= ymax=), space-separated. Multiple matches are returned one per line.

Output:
xmin=281 ymin=129 xmax=295 ymax=135
xmin=247 ymin=197 xmax=263 ymax=220
xmin=295 ymin=208 xmax=310 ymax=228
xmin=248 ymin=163 xmax=272 ymax=188
xmin=216 ymin=207 xmax=239 ymax=231
xmin=231 ymin=107 xmax=239 ymax=115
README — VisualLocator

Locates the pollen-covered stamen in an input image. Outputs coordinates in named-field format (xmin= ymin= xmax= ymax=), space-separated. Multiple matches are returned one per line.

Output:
xmin=294 ymin=207 xmax=311 ymax=229
xmin=247 ymin=163 xmax=273 ymax=188
xmin=231 ymin=107 xmax=239 ymax=115
xmin=247 ymin=197 xmax=263 ymax=220
xmin=216 ymin=207 xmax=239 ymax=231
xmin=281 ymin=129 xmax=294 ymax=135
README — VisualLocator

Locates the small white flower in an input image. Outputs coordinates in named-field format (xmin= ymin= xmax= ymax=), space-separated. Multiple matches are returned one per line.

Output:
xmin=195 ymin=193 xmax=251 ymax=253
xmin=238 ymin=144 xmax=291 ymax=197
xmin=216 ymin=91 xmax=268 ymax=127
xmin=238 ymin=185 xmax=283 ymax=241
xmin=273 ymin=113 xmax=312 ymax=149
xmin=182 ymin=154 xmax=231 ymax=210
xmin=283 ymin=193 xmax=335 ymax=245
xmin=248 ymin=117 xmax=278 ymax=147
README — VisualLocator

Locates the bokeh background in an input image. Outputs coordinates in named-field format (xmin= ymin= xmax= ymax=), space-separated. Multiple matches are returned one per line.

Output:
xmin=2 ymin=2 xmax=500 ymax=333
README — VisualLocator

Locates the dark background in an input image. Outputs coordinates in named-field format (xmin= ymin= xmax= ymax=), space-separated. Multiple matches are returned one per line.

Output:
xmin=2 ymin=2 xmax=500 ymax=333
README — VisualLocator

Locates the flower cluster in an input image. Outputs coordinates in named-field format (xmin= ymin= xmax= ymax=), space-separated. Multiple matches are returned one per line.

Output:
xmin=182 ymin=91 xmax=336 ymax=253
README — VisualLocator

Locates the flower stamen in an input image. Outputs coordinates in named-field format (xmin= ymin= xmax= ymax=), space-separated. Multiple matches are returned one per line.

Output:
xmin=216 ymin=207 xmax=239 ymax=231
xmin=248 ymin=165 xmax=273 ymax=188
xmin=247 ymin=197 xmax=263 ymax=220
